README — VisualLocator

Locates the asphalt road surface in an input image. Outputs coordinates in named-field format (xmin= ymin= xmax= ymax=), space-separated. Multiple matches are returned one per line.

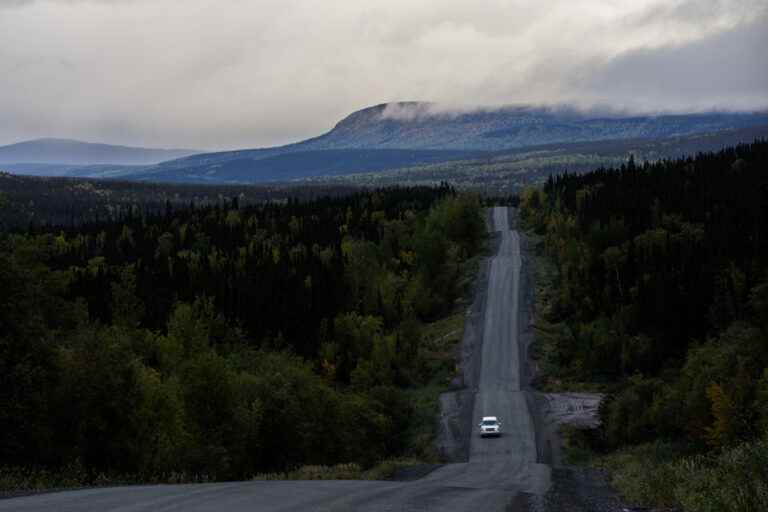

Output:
xmin=1 ymin=206 xmax=549 ymax=512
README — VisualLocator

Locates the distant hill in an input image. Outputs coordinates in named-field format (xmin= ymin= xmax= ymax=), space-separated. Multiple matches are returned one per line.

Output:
xmin=0 ymin=138 xmax=200 ymax=166
xmin=4 ymin=104 xmax=768 ymax=184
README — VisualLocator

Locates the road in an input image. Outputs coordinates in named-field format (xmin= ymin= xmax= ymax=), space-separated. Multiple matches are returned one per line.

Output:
xmin=0 ymin=206 xmax=550 ymax=512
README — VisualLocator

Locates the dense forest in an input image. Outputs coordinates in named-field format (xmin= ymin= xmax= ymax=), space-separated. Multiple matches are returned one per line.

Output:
xmin=0 ymin=184 xmax=484 ymax=482
xmin=0 ymin=171 xmax=359 ymax=229
xmin=521 ymin=140 xmax=768 ymax=508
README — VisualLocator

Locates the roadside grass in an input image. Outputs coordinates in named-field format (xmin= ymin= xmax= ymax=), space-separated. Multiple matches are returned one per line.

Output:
xmin=0 ymin=459 xmax=433 ymax=490
xmin=252 ymin=463 xmax=364 ymax=481
xmin=591 ymin=441 xmax=686 ymax=509
xmin=593 ymin=438 xmax=768 ymax=512
xmin=0 ymin=462 xmax=216 ymax=497
xmin=0 ymin=459 xmax=434 ymax=492
xmin=0 ymin=464 xmax=89 ymax=497
xmin=252 ymin=458 xmax=427 ymax=481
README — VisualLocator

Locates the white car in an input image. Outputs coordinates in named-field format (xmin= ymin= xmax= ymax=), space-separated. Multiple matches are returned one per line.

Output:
xmin=479 ymin=416 xmax=502 ymax=437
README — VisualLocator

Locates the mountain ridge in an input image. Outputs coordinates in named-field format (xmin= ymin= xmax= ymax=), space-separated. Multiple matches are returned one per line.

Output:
xmin=4 ymin=102 xmax=768 ymax=183
xmin=139 ymin=102 xmax=768 ymax=182
xmin=0 ymin=138 xmax=200 ymax=166
xmin=166 ymin=102 xmax=768 ymax=162
xmin=302 ymin=102 xmax=768 ymax=150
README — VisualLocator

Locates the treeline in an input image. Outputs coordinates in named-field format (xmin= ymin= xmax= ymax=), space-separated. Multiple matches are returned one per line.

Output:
xmin=0 ymin=171 xmax=358 ymax=229
xmin=0 ymin=185 xmax=485 ymax=481
xmin=521 ymin=141 xmax=768 ymax=453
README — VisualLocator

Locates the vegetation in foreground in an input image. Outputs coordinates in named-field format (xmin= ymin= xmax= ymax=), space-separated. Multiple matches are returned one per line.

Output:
xmin=0 ymin=184 xmax=485 ymax=491
xmin=521 ymin=140 xmax=768 ymax=510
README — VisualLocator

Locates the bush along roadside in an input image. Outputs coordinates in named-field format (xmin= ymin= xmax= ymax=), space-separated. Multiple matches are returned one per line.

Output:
xmin=520 ymin=140 xmax=768 ymax=511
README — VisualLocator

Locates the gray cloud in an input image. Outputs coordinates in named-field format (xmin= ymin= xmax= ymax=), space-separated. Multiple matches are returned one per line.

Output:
xmin=0 ymin=0 xmax=137 ymax=5
xmin=569 ymin=14 xmax=768 ymax=111
xmin=0 ymin=0 xmax=766 ymax=150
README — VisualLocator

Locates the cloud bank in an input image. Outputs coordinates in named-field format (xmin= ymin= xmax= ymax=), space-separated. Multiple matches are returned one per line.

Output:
xmin=0 ymin=0 xmax=766 ymax=149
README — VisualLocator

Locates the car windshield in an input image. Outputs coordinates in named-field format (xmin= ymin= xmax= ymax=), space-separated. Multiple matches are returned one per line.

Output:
xmin=481 ymin=420 xmax=497 ymax=426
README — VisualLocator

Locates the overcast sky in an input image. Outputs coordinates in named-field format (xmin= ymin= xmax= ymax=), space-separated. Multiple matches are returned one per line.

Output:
xmin=1 ymin=0 xmax=767 ymax=150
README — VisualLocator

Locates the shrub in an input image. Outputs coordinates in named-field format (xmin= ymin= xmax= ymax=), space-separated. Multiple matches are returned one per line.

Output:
xmin=596 ymin=439 xmax=768 ymax=512
xmin=253 ymin=463 xmax=363 ymax=481
xmin=674 ymin=440 xmax=768 ymax=512
xmin=594 ymin=441 xmax=683 ymax=508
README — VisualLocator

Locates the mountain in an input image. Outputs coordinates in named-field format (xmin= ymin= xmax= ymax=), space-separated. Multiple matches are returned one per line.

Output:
xmin=301 ymin=102 xmax=768 ymax=150
xmin=0 ymin=138 xmax=199 ymax=166
xmin=5 ymin=104 xmax=768 ymax=184
xmin=134 ymin=103 xmax=768 ymax=183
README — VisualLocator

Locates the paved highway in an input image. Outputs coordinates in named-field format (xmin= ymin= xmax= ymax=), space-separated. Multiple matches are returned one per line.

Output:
xmin=1 ymin=207 xmax=549 ymax=511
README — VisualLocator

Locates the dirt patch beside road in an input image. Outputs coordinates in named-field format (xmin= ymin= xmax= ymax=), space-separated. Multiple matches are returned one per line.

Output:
xmin=538 ymin=393 xmax=602 ymax=430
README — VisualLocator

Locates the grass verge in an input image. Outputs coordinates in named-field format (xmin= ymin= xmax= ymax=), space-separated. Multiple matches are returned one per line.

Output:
xmin=0 ymin=462 xmax=217 ymax=497
xmin=593 ymin=439 xmax=768 ymax=511
xmin=252 ymin=458 xmax=428 ymax=481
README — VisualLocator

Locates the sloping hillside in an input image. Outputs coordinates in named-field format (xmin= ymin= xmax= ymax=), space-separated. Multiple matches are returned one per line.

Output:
xmin=0 ymin=138 xmax=199 ymax=166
